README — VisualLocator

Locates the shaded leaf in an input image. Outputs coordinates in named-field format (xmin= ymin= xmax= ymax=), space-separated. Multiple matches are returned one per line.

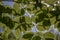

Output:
xmin=23 ymin=33 xmax=34 ymax=39
xmin=8 ymin=32 xmax=16 ymax=39
xmin=19 ymin=16 xmax=25 ymax=23
xmin=43 ymin=20 xmax=51 ymax=26
xmin=57 ymin=15 xmax=60 ymax=21
xmin=0 ymin=38 xmax=3 ymax=40
xmin=45 ymin=38 xmax=54 ymax=40
xmin=0 ymin=5 xmax=5 ymax=13
xmin=32 ymin=36 xmax=41 ymax=40
xmin=21 ymin=23 xmax=27 ymax=31
xmin=1 ymin=17 xmax=15 ymax=29
xmin=5 ymin=7 xmax=12 ymax=14
xmin=21 ymin=9 xmax=25 ymax=15
xmin=57 ymin=22 xmax=60 ymax=28
xmin=35 ymin=13 xmax=45 ymax=23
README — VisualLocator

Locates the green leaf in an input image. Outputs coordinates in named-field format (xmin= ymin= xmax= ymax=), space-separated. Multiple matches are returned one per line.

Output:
xmin=36 ymin=12 xmax=48 ymax=23
xmin=43 ymin=19 xmax=51 ymax=26
xmin=19 ymin=16 xmax=25 ymax=23
xmin=57 ymin=15 xmax=60 ymax=20
xmin=44 ymin=32 xmax=56 ymax=39
xmin=13 ymin=2 xmax=20 ymax=14
xmin=23 ymin=33 xmax=34 ymax=39
xmin=0 ymin=5 xmax=5 ymax=13
xmin=25 ymin=16 xmax=32 ymax=23
xmin=36 ymin=13 xmax=44 ymax=23
xmin=8 ymin=32 xmax=16 ymax=40
xmin=21 ymin=9 xmax=25 ymax=15
xmin=21 ymin=23 xmax=27 ymax=31
xmin=1 ymin=17 xmax=15 ymax=29
xmin=0 ymin=38 xmax=3 ymax=40
xmin=50 ymin=17 xmax=56 ymax=24
xmin=44 ymin=0 xmax=56 ymax=4
xmin=6 ymin=7 xmax=12 ymax=14
xmin=57 ymin=22 xmax=60 ymax=28
xmin=57 ymin=22 xmax=60 ymax=32
xmin=45 ymin=38 xmax=54 ymax=40
xmin=32 ymin=36 xmax=41 ymax=40
xmin=17 ymin=0 xmax=22 ymax=3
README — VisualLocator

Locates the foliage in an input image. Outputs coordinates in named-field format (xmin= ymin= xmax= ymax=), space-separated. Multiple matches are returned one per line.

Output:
xmin=0 ymin=0 xmax=60 ymax=40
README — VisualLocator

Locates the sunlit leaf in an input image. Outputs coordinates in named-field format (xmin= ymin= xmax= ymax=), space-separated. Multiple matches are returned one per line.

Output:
xmin=50 ymin=17 xmax=56 ymax=24
xmin=13 ymin=2 xmax=20 ymax=14
xmin=44 ymin=32 xmax=56 ymax=39
xmin=0 ymin=0 xmax=60 ymax=40
xmin=44 ymin=0 xmax=56 ymax=4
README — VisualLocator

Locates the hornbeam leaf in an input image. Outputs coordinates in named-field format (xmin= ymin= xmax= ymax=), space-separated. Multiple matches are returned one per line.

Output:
xmin=21 ymin=9 xmax=25 ymax=15
xmin=0 ymin=38 xmax=3 ymax=40
xmin=44 ymin=0 xmax=56 ymax=5
xmin=1 ymin=17 xmax=15 ymax=29
xmin=19 ymin=16 xmax=25 ymax=23
xmin=13 ymin=2 xmax=20 ymax=14
xmin=57 ymin=22 xmax=60 ymax=28
xmin=43 ymin=20 xmax=51 ymax=26
xmin=32 ymin=36 xmax=41 ymax=40
xmin=45 ymin=38 xmax=54 ymax=40
xmin=23 ymin=33 xmax=34 ymax=39
xmin=5 ymin=7 xmax=12 ymax=14
xmin=0 ymin=5 xmax=5 ymax=13
xmin=44 ymin=32 xmax=56 ymax=39
xmin=50 ymin=17 xmax=56 ymax=24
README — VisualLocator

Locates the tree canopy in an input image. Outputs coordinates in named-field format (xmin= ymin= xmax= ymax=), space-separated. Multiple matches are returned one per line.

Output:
xmin=0 ymin=0 xmax=60 ymax=40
